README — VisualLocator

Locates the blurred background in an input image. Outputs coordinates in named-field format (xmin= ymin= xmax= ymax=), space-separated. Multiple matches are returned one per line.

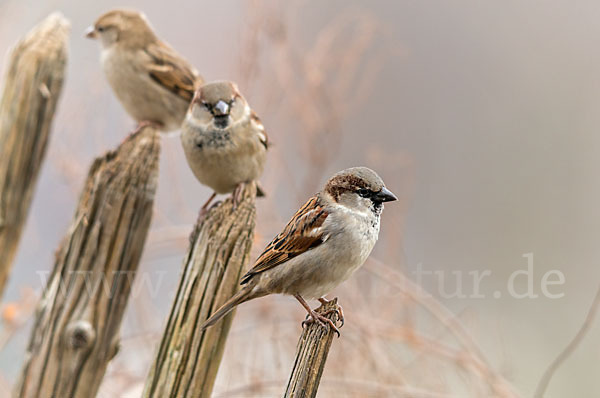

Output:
xmin=1 ymin=0 xmax=599 ymax=396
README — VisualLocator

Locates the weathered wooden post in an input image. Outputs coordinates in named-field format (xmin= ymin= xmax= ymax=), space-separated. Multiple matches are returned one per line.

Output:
xmin=16 ymin=126 xmax=160 ymax=398
xmin=143 ymin=185 xmax=256 ymax=398
xmin=284 ymin=298 xmax=340 ymax=398
xmin=0 ymin=13 xmax=69 ymax=298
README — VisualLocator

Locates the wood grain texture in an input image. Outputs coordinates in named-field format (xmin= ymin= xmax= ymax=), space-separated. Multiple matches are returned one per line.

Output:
xmin=284 ymin=298 xmax=340 ymax=398
xmin=0 ymin=12 xmax=69 ymax=298
xmin=16 ymin=126 xmax=160 ymax=398
xmin=143 ymin=185 xmax=256 ymax=398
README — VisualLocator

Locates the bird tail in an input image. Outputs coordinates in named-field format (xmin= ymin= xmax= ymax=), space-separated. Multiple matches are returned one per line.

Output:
xmin=256 ymin=181 xmax=266 ymax=198
xmin=201 ymin=285 xmax=254 ymax=330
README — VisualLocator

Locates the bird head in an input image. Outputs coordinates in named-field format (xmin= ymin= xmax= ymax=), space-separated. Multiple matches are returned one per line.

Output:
xmin=85 ymin=9 xmax=156 ymax=48
xmin=188 ymin=81 xmax=250 ymax=130
xmin=325 ymin=167 xmax=397 ymax=214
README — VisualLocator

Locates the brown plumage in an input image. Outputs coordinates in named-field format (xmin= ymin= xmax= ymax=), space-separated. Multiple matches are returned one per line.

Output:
xmin=241 ymin=196 xmax=327 ymax=284
xmin=181 ymin=81 xmax=269 ymax=211
xmin=86 ymin=9 xmax=203 ymax=131
xmin=145 ymin=43 xmax=197 ymax=102
xmin=201 ymin=167 xmax=397 ymax=335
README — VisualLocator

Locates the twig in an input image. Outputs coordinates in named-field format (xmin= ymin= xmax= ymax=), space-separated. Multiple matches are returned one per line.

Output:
xmin=365 ymin=258 xmax=518 ymax=397
xmin=534 ymin=283 xmax=600 ymax=397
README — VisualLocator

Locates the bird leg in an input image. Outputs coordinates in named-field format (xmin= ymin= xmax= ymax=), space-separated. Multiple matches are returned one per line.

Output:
xmin=132 ymin=120 xmax=161 ymax=136
xmin=189 ymin=192 xmax=218 ymax=246
xmin=231 ymin=182 xmax=246 ymax=210
xmin=121 ymin=120 xmax=162 ymax=145
xmin=199 ymin=192 xmax=218 ymax=218
xmin=318 ymin=296 xmax=344 ymax=327
xmin=294 ymin=294 xmax=341 ymax=337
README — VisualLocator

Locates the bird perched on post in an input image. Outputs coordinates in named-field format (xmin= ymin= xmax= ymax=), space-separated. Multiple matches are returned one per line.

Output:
xmin=201 ymin=167 xmax=397 ymax=335
xmin=181 ymin=81 xmax=269 ymax=211
xmin=86 ymin=9 xmax=202 ymax=132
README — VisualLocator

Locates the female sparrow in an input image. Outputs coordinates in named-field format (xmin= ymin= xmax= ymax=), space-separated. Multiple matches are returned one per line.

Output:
xmin=201 ymin=167 xmax=397 ymax=335
xmin=181 ymin=81 xmax=268 ymax=211
xmin=86 ymin=9 xmax=203 ymax=132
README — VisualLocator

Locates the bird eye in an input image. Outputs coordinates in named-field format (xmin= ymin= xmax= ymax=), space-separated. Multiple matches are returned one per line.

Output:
xmin=357 ymin=189 xmax=371 ymax=198
xmin=97 ymin=26 xmax=105 ymax=32
xmin=202 ymin=101 xmax=212 ymax=110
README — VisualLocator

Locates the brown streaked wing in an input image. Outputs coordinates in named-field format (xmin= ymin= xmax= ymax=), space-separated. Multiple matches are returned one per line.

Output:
xmin=240 ymin=195 xmax=328 ymax=284
xmin=251 ymin=110 xmax=269 ymax=149
xmin=145 ymin=41 xmax=200 ymax=102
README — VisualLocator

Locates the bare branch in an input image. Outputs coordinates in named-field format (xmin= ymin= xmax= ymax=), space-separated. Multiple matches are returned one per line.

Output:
xmin=534 ymin=284 xmax=600 ymax=397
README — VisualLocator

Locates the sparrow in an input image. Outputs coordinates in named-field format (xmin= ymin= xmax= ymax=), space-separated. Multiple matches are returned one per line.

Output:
xmin=201 ymin=167 xmax=397 ymax=335
xmin=86 ymin=9 xmax=203 ymax=132
xmin=181 ymin=81 xmax=268 ymax=211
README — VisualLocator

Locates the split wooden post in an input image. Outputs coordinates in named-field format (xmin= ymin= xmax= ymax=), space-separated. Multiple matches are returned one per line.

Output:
xmin=0 ymin=12 xmax=69 ymax=298
xmin=16 ymin=126 xmax=160 ymax=398
xmin=284 ymin=298 xmax=341 ymax=398
xmin=143 ymin=185 xmax=257 ymax=398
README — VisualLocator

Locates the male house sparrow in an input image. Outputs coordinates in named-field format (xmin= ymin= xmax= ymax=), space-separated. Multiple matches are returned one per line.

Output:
xmin=181 ymin=81 xmax=268 ymax=210
xmin=86 ymin=9 xmax=202 ymax=132
xmin=202 ymin=167 xmax=397 ymax=335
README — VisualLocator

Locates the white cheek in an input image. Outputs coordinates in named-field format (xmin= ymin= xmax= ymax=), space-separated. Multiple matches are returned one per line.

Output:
xmin=99 ymin=34 xmax=115 ymax=47
xmin=359 ymin=198 xmax=374 ymax=214
xmin=236 ymin=102 xmax=251 ymax=119
xmin=193 ymin=105 xmax=210 ymax=120
xmin=186 ymin=108 xmax=210 ymax=128
xmin=228 ymin=104 xmax=251 ymax=128
xmin=351 ymin=194 xmax=372 ymax=212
